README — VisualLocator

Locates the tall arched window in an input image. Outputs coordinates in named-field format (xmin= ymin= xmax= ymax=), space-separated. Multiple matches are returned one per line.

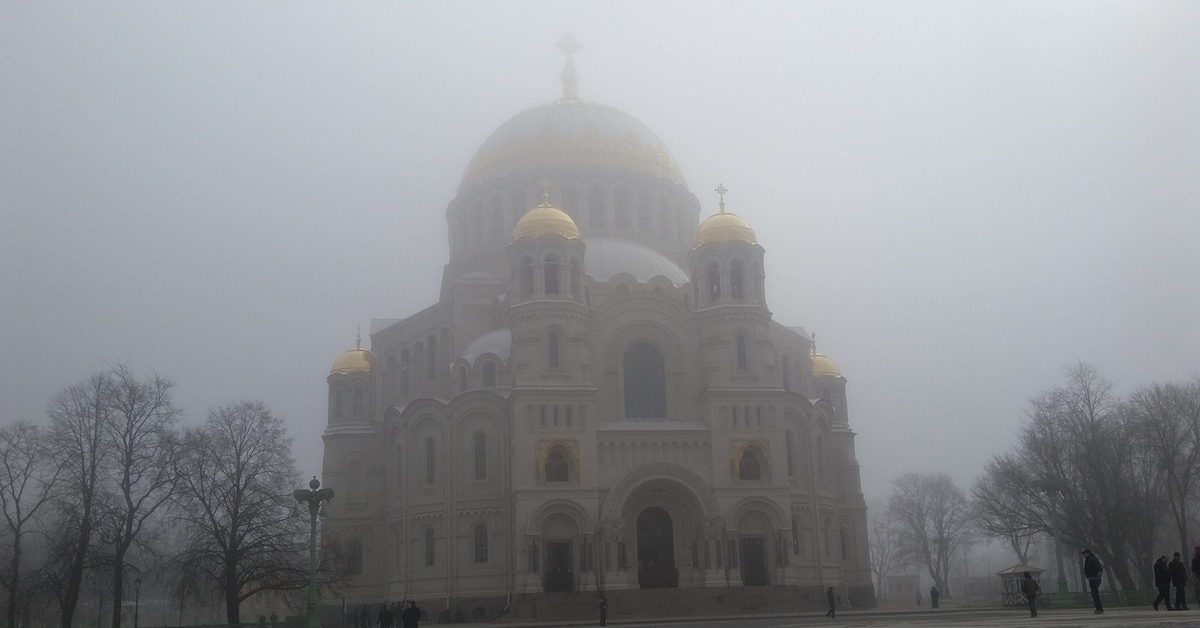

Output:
xmin=738 ymin=449 xmax=762 ymax=480
xmin=816 ymin=435 xmax=827 ymax=488
xmin=736 ymin=334 xmax=748 ymax=370
xmin=347 ymin=538 xmax=363 ymax=575
xmin=457 ymin=366 xmax=468 ymax=393
xmin=786 ymin=431 xmax=795 ymax=476
xmin=791 ymin=514 xmax=801 ymax=556
xmin=352 ymin=388 xmax=362 ymax=417
xmin=474 ymin=524 xmax=489 ymax=563
xmin=547 ymin=330 xmax=560 ymax=369
xmin=730 ymin=260 xmax=745 ymax=300
xmin=623 ymin=342 xmax=666 ymax=418
xmin=781 ymin=354 xmax=791 ymax=391
xmin=426 ymin=335 xmax=437 ymax=381
xmin=482 ymin=362 xmax=497 ymax=387
xmin=570 ymin=257 xmax=582 ymax=300
xmin=473 ymin=432 xmax=487 ymax=480
xmin=544 ymin=254 xmax=560 ymax=295
xmin=400 ymin=349 xmax=410 ymax=396
xmin=424 ymin=527 xmax=436 ymax=566
xmin=519 ymin=255 xmax=535 ymax=297
xmin=588 ymin=184 xmax=606 ymax=227
xmin=395 ymin=444 xmax=402 ymax=483
xmin=387 ymin=356 xmax=396 ymax=401
xmin=706 ymin=262 xmax=721 ymax=302
xmin=425 ymin=437 xmax=436 ymax=485
xmin=545 ymin=446 xmax=570 ymax=482
xmin=334 ymin=388 xmax=343 ymax=419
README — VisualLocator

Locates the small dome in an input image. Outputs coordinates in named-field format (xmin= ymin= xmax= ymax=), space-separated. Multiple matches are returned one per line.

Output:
xmin=693 ymin=211 xmax=757 ymax=248
xmin=331 ymin=345 xmax=374 ymax=375
xmin=512 ymin=195 xmax=581 ymax=241
xmin=811 ymin=352 xmax=842 ymax=379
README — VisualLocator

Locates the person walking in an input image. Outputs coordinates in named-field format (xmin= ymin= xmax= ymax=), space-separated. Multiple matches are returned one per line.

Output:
xmin=1021 ymin=571 xmax=1040 ymax=618
xmin=1155 ymin=555 xmax=1174 ymax=611
xmin=929 ymin=586 xmax=939 ymax=609
xmin=598 ymin=598 xmax=608 ymax=626
xmin=1192 ymin=545 xmax=1200 ymax=606
xmin=377 ymin=602 xmax=394 ymax=628
xmin=1082 ymin=549 xmax=1104 ymax=614
xmin=401 ymin=601 xmax=421 ymax=628
xmin=825 ymin=586 xmax=836 ymax=618
xmin=1171 ymin=552 xmax=1190 ymax=610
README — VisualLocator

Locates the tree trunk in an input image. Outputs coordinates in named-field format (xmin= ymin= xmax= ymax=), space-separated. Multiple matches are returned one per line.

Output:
xmin=59 ymin=518 xmax=92 ymax=628
xmin=224 ymin=565 xmax=241 ymax=628
xmin=7 ymin=525 xmax=20 ymax=628
xmin=110 ymin=555 xmax=126 ymax=628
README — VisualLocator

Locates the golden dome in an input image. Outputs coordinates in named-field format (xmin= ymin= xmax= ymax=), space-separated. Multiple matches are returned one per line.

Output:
xmin=512 ymin=194 xmax=581 ymax=241
xmin=693 ymin=211 xmax=757 ymax=248
xmin=330 ymin=340 xmax=374 ymax=375
xmin=811 ymin=352 xmax=842 ymax=379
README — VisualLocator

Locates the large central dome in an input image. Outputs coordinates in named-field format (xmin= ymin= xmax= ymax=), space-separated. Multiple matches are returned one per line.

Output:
xmin=459 ymin=99 xmax=685 ymax=190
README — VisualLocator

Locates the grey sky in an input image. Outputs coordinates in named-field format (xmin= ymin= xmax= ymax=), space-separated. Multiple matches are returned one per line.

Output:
xmin=2 ymin=2 xmax=1197 ymax=502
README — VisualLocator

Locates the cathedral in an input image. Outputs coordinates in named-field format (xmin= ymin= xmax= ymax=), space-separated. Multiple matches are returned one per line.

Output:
xmin=321 ymin=42 xmax=873 ymax=619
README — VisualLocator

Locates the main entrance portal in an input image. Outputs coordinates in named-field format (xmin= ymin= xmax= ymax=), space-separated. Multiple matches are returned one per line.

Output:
xmin=544 ymin=541 xmax=574 ymax=592
xmin=739 ymin=537 xmax=768 ymax=586
xmin=637 ymin=506 xmax=677 ymax=588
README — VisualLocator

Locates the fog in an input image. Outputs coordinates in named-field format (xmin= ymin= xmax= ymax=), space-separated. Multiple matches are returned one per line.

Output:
xmin=2 ymin=2 xmax=1197 ymax=503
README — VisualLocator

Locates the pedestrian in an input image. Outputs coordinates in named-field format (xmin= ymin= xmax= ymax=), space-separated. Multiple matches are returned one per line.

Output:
xmin=915 ymin=589 xmax=921 ymax=607
xmin=359 ymin=606 xmax=370 ymax=628
xmin=929 ymin=586 xmax=939 ymax=609
xmin=1021 ymin=571 xmax=1040 ymax=618
xmin=1081 ymin=549 xmax=1104 ymax=614
xmin=1192 ymin=545 xmax=1200 ymax=606
xmin=401 ymin=601 xmax=421 ymax=628
xmin=598 ymin=597 xmax=608 ymax=626
xmin=825 ymin=586 xmax=836 ymax=618
xmin=1154 ymin=556 xmax=1173 ymax=611
xmin=377 ymin=602 xmax=394 ymax=628
xmin=269 ymin=613 xmax=279 ymax=628
xmin=1170 ymin=552 xmax=1190 ymax=610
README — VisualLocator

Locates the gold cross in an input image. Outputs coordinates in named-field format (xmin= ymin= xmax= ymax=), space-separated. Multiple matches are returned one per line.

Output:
xmin=555 ymin=33 xmax=582 ymax=55
xmin=714 ymin=183 xmax=728 ymax=213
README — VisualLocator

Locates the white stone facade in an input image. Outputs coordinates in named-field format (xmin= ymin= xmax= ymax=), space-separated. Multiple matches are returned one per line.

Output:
xmin=321 ymin=82 xmax=873 ymax=613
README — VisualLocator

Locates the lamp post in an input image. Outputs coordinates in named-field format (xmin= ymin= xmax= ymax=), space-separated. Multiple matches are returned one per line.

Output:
xmin=134 ymin=577 xmax=142 ymax=628
xmin=294 ymin=477 xmax=335 ymax=628
xmin=1037 ymin=474 xmax=1069 ymax=595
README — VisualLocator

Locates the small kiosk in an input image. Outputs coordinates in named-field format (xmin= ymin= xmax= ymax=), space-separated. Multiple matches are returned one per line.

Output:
xmin=996 ymin=564 xmax=1045 ymax=607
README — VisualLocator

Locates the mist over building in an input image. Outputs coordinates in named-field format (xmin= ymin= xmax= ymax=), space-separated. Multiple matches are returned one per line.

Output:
xmin=320 ymin=39 xmax=873 ymax=617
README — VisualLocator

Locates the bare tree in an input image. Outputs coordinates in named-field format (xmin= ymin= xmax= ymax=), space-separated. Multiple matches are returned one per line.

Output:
xmin=972 ymin=455 xmax=1040 ymax=565
xmin=0 ymin=423 xmax=61 ymax=628
xmin=867 ymin=503 xmax=900 ymax=602
xmin=887 ymin=472 xmax=973 ymax=597
xmin=172 ymin=401 xmax=308 ymax=627
xmin=101 ymin=365 xmax=180 ymax=628
xmin=1129 ymin=380 xmax=1200 ymax=559
xmin=45 ymin=373 xmax=113 ymax=628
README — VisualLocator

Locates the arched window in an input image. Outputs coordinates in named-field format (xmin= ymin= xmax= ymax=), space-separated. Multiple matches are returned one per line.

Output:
xmin=352 ymin=388 xmax=362 ymax=417
xmin=547 ymin=329 xmax=560 ymax=369
xmin=545 ymin=447 xmax=570 ymax=482
xmin=519 ymin=256 xmax=535 ymax=297
xmin=786 ymin=431 xmax=795 ymax=476
xmin=544 ymin=254 xmax=560 ymax=295
xmin=387 ymin=355 xmax=396 ymax=401
xmin=637 ymin=191 xmax=652 ymax=231
xmin=425 ymin=437 xmax=436 ymax=485
xmin=426 ymin=335 xmax=437 ymax=381
xmin=334 ymin=387 xmax=343 ymax=419
xmin=424 ymin=527 xmax=436 ymax=566
xmin=474 ymin=524 xmax=489 ymax=563
xmin=738 ymin=449 xmax=762 ymax=480
xmin=706 ymin=262 xmax=721 ymax=302
xmin=736 ymin=334 xmax=748 ymax=370
xmin=791 ymin=515 xmax=801 ymax=556
xmin=623 ymin=342 xmax=666 ymax=418
xmin=347 ymin=538 xmax=363 ymax=575
xmin=840 ymin=526 xmax=850 ymax=560
xmin=482 ymin=362 xmax=497 ymax=387
xmin=781 ymin=354 xmax=791 ymax=391
xmin=400 ymin=349 xmax=410 ymax=396
xmin=570 ymin=257 xmax=582 ymax=300
xmin=473 ymin=432 xmax=487 ymax=480
xmin=753 ymin=262 xmax=765 ymax=304
xmin=614 ymin=189 xmax=630 ymax=229
xmin=395 ymin=444 xmax=402 ymax=483
xmin=457 ymin=366 xmax=468 ymax=393
xmin=730 ymin=260 xmax=745 ymax=300
xmin=588 ymin=184 xmax=606 ymax=227
xmin=816 ymin=435 xmax=827 ymax=487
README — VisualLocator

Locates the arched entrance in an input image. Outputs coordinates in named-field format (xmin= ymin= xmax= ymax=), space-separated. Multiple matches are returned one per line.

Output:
xmin=637 ymin=506 xmax=676 ymax=588
xmin=542 ymin=512 xmax=577 ymax=592
xmin=737 ymin=510 xmax=771 ymax=586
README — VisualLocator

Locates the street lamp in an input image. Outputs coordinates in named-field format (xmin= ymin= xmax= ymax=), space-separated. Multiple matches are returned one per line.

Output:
xmin=134 ymin=577 xmax=142 ymax=628
xmin=1037 ymin=474 xmax=1069 ymax=595
xmin=294 ymin=477 xmax=335 ymax=628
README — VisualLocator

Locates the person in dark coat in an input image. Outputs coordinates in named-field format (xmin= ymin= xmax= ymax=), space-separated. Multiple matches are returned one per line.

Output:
xmin=1082 ymin=549 xmax=1104 ymax=614
xmin=1191 ymin=545 xmax=1200 ymax=605
xmin=1170 ymin=552 xmax=1190 ymax=610
xmin=401 ymin=601 xmax=421 ymax=628
xmin=929 ymin=586 xmax=939 ymax=609
xmin=1021 ymin=571 xmax=1040 ymax=618
xmin=598 ymin=597 xmax=608 ymax=626
xmin=1154 ymin=555 xmax=1173 ymax=611
xmin=377 ymin=603 xmax=394 ymax=628
xmin=825 ymin=586 xmax=836 ymax=618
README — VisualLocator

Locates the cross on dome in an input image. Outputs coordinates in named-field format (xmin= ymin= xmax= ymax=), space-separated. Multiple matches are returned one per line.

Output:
xmin=714 ymin=183 xmax=728 ymax=213
xmin=556 ymin=33 xmax=582 ymax=101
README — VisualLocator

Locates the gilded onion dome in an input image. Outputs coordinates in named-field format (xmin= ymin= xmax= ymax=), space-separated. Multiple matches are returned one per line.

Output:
xmin=512 ymin=192 xmax=581 ymax=241
xmin=330 ymin=336 xmax=374 ymax=375
xmin=693 ymin=183 xmax=756 ymax=248
xmin=810 ymin=342 xmax=842 ymax=379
